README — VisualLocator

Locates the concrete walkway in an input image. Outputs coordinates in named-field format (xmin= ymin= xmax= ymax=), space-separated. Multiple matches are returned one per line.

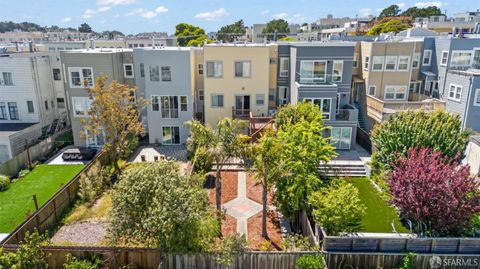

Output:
xmin=223 ymin=172 xmax=262 ymax=237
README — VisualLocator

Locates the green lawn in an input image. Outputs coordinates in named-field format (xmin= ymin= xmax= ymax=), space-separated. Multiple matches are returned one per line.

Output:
xmin=0 ymin=164 xmax=84 ymax=233
xmin=346 ymin=177 xmax=409 ymax=233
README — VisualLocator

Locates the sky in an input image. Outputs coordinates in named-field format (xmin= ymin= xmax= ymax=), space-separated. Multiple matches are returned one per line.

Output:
xmin=1 ymin=0 xmax=479 ymax=35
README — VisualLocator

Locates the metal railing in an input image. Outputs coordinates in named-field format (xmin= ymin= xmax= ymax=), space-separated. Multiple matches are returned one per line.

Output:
xmin=295 ymin=73 xmax=340 ymax=85
xmin=366 ymin=95 xmax=445 ymax=121
xmin=232 ymin=107 xmax=250 ymax=119
xmin=335 ymin=106 xmax=358 ymax=122
xmin=160 ymin=108 xmax=179 ymax=118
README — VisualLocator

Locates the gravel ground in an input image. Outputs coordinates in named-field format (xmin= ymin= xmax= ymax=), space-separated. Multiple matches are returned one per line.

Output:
xmin=51 ymin=220 xmax=108 ymax=245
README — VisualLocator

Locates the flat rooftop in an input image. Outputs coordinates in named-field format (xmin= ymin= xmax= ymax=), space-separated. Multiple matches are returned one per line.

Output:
xmin=62 ymin=48 xmax=133 ymax=54
xmin=0 ymin=122 xmax=38 ymax=137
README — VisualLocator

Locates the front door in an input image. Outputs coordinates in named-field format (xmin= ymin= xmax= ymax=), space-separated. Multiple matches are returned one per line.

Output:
xmin=278 ymin=87 xmax=289 ymax=105
xmin=235 ymin=95 xmax=250 ymax=116
xmin=331 ymin=127 xmax=352 ymax=150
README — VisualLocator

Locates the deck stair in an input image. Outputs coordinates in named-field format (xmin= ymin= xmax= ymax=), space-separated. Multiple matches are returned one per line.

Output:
xmin=318 ymin=160 xmax=368 ymax=177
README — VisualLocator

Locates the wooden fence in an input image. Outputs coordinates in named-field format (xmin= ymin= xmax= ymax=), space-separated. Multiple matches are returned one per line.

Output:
xmin=0 ymin=150 xmax=109 ymax=245
xmin=355 ymin=127 xmax=372 ymax=154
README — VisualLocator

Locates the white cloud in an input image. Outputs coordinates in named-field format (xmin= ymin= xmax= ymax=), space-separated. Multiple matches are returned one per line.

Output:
xmin=273 ymin=12 xmax=288 ymax=19
xmin=414 ymin=1 xmax=447 ymax=8
xmin=194 ymin=8 xmax=229 ymax=21
xmin=98 ymin=6 xmax=111 ymax=12
xmin=96 ymin=0 xmax=137 ymax=6
xmin=358 ymin=8 xmax=373 ymax=17
xmin=61 ymin=17 xmax=72 ymax=23
xmin=260 ymin=10 xmax=270 ymax=15
xmin=397 ymin=2 xmax=406 ymax=8
xmin=271 ymin=13 xmax=308 ymax=23
xmin=81 ymin=6 xmax=111 ymax=19
xmin=126 ymin=6 xmax=169 ymax=19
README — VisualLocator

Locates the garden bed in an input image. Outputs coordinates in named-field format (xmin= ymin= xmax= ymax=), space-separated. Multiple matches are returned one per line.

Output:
xmin=207 ymin=171 xmax=238 ymax=204
xmin=0 ymin=164 xmax=84 ymax=232
xmin=247 ymin=210 xmax=283 ymax=251
xmin=246 ymin=173 xmax=273 ymax=205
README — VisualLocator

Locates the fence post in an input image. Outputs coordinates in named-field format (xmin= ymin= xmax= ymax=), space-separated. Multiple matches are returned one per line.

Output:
xmin=53 ymin=199 xmax=58 ymax=221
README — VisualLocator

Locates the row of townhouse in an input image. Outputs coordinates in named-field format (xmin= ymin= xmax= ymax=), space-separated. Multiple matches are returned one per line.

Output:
xmin=0 ymin=52 xmax=68 ymax=163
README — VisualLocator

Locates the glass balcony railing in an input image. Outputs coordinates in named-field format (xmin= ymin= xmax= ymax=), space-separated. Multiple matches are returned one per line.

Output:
xmin=295 ymin=73 xmax=341 ymax=85
xmin=335 ymin=107 xmax=358 ymax=122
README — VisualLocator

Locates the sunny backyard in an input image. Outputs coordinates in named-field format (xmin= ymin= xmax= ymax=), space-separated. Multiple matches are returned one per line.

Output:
xmin=0 ymin=164 xmax=84 ymax=232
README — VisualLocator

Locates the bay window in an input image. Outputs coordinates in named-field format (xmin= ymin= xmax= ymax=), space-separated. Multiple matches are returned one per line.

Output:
xmin=384 ymin=85 xmax=407 ymax=100
xmin=68 ymin=67 xmax=93 ymax=88
xmin=304 ymin=98 xmax=331 ymax=120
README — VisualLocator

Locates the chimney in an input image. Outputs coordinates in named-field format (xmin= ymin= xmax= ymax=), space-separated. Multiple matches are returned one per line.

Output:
xmin=452 ymin=27 xmax=457 ymax=38
xmin=28 ymin=41 xmax=33 ymax=53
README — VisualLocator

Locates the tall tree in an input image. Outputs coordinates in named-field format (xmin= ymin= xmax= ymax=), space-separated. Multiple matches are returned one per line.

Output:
xmin=187 ymin=119 xmax=250 ymax=212
xmin=263 ymin=19 xmax=290 ymax=40
xmin=175 ymin=23 xmax=211 ymax=47
xmin=109 ymin=161 xmax=218 ymax=250
xmin=388 ymin=147 xmax=480 ymax=236
xmin=366 ymin=18 xmax=410 ymax=35
xmin=78 ymin=23 xmax=93 ymax=33
xmin=81 ymin=76 xmax=148 ymax=173
xmin=371 ymin=110 xmax=469 ymax=172
xmin=274 ymin=102 xmax=336 ymax=221
xmin=378 ymin=4 xmax=401 ymax=18
xmin=217 ymin=20 xmax=246 ymax=42
xmin=249 ymin=128 xmax=286 ymax=237
xmin=401 ymin=6 xmax=442 ymax=18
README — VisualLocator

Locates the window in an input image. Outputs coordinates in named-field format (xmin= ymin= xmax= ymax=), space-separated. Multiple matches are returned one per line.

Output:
xmin=151 ymin=96 xmax=159 ymax=111
xmin=384 ymin=85 xmax=407 ymax=100
xmin=353 ymin=54 xmax=359 ymax=68
xmin=364 ymin=56 xmax=369 ymax=70
xmin=450 ymin=51 xmax=473 ymax=66
xmin=124 ymin=64 xmax=134 ymax=78
xmin=198 ymin=64 xmax=204 ymax=75
xmin=8 ymin=102 xmax=18 ymax=120
xmin=68 ymin=67 xmax=93 ymax=88
xmin=72 ymin=97 xmax=91 ymax=117
xmin=211 ymin=94 xmax=224 ymax=108
xmin=161 ymin=66 xmax=171 ymax=81
xmin=150 ymin=65 xmax=160 ymax=81
xmin=206 ymin=61 xmax=223 ymax=78
xmin=160 ymin=96 xmax=179 ymax=118
xmin=140 ymin=63 xmax=145 ymax=78
xmin=57 ymin=98 xmax=65 ymax=109
xmin=180 ymin=96 xmax=188 ymax=111
xmin=441 ymin=51 xmax=449 ymax=66
xmin=0 ymin=102 xmax=7 ymax=120
xmin=85 ymin=129 xmax=104 ymax=147
xmin=235 ymin=61 xmax=251 ymax=78
xmin=27 ymin=101 xmax=34 ymax=113
xmin=279 ymin=57 xmax=289 ymax=77
xmin=2 ymin=72 xmax=13 ymax=86
xmin=256 ymin=94 xmax=265 ymax=106
xmin=162 ymin=126 xmax=180 ymax=145
xmin=412 ymin=53 xmax=420 ymax=69
xmin=398 ymin=56 xmax=410 ymax=71
xmin=300 ymin=60 xmax=326 ymax=83
xmin=199 ymin=90 xmax=204 ymax=101
xmin=448 ymin=84 xmax=462 ymax=101
xmin=331 ymin=127 xmax=352 ymax=149
xmin=52 ymin=68 xmax=61 ymax=81
xmin=423 ymin=50 xmax=432 ymax=66
xmin=51 ymin=100 xmax=55 ymax=109
xmin=372 ymin=56 xmax=384 ymax=71
xmin=304 ymin=98 xmax=331 ymax=120
xmin=474 ymin=89 xmax=480 ymax=106
xmin=332 ymin=60 xmax=343 ymax=82
xmin=385 ymin=56 xmax=397 ymax=71
xmin=368 ymin=85 xmax=376 ymax=96
xmin=44 ymin=100 xmax=49 ymax=110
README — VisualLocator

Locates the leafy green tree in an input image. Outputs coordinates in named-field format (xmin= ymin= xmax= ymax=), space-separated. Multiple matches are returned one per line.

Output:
xmin=371 ymin=110 xmax=469 ymax=172
xmin=109 ymin=161 xmax=218 ymax=251
xmin=17 ymin=231 xmax=50 ymax=269
xmin=187 ymin=119 xmax=250 ymax=212
xmin=401 ymin=6 xmax=442 ymax=18
xmin=366 ymin=19 xmax=410 ymax=35
xmin=378 ymin=4 xmax=401 ymax=18
xmin=263 ymin=19 xmax=290 ymax=40
xmin=175 ymin=23 xmax=212 ymax=47
xmin=274 ymin=103 xmax=336 ymax=220
xmin=78 ymin=23 xmax=92 ymax=33
xmin=296 ymin=254 xmax=325 ymax=269
xmin=275 ymin=102 xmax=325 ymax=130
xmin=309 ymin=179 xmax=366 ymax=235
xmin=249 ymin=128 xmax=286 ymax=237
xmin=215 ymin=235 xmax=248 ymax=267
xmin=217 ymin=20 xmax=246 ymax=42
xmin=63 ymin=254 xmax=102 ymax=269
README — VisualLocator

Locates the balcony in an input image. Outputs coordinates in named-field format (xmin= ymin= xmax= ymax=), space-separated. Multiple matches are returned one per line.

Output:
xmin=335 ymin=105 xmax=358 ymax=122
xmin=232 ymin=107 xmax=250 ymax=120
xmin=295 ymin=73 xmax=339 ymax=86
xmin=160 ymin=109 xmax=179 ymax=118
xmin=366 ymin=95 xmax=445 ymax=122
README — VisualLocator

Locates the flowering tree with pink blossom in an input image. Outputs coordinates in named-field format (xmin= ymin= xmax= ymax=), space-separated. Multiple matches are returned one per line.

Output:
xmin=388 ymin=147 xmax=480 ymax=236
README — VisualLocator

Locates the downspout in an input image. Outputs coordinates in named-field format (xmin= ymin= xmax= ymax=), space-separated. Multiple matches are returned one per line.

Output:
xmin=407 ymin=42 xmax=416 ymax=102
xmin=30 ymin=57 xmax=45 ymax=126
xmin=462 ymin=76 xmax=474 ymax=130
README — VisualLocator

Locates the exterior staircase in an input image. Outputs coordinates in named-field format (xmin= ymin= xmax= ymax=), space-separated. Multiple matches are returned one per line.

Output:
xmin=318 ymin=160 xmax=369 ymax=177
xmin=354 ymin=102 xmax=367 ymax=131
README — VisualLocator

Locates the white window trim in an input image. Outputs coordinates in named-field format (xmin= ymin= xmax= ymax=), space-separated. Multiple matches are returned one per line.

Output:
xmin=68 ymin=67 xmax=94 ymax=88
xmin=371 ymin=56 xmax=384 ymax=71
xmin=304 ymin=97 xmax=332 ymax=120
xmin=210 ymin=94 xmax=224 ymax=108
xmin=330 ymin=127 xmax=352 ymax=150
xmin=440 ymin=51 xmax=449 ymax=66
xmin=123 ymin=64 xmax=134 ymax=78
xmin=299 ymin=60 xmax=327 ymax=83
xmin=397 ymin=56 xmax=410 ymax=71
xmin=448 ymin=83 xmax=463 ymax=102
xmin=279 ymin=57 xmax=289 ymax=77
xmin=162 ymin=126 xmax=181 ymax=145
xmin=384 ymin=56 xmax=398 ymax=71
xmin=206 ymin=61 xmax=223 ymax=78
xmin=1 ymin=72 xmax=14 ymax=86
xmin=332 ymin=60 xmax=343 ymax=82
xmin=450 ymin=50 xmax=474 ymax=67
xmin=255 ymin=94 xmax=265 ymax=106
xmin=412 ymin=53 xmax=420 ymax=69
xmin=384 ymin=85 xmax=407 ymax=100
xmin=474 ymin=88 xmax=480 ymax=107
xmin=26 ymin=100 xmax=35 ymax=114
xmin=364 ymin=56 xmax=370 ymax=70
xmin=151 ymin=95 xmax=159 ymax=111
xmin=72 ymin=97 xmax=91 ymax=118
xmin=159 ymin=95 xmax=180 ymax=119
xmin=368 ymin=85 xmax=376 ymax=96
xmin=234 ymin=60 xmax=252 ymax=78
xmin=423 ymin=50 xmax=432 ymax=66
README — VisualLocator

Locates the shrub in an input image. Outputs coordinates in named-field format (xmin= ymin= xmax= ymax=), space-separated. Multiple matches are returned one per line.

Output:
xmin=78 ymin=162 xmax=111 ymax=204
xmin=296 ymin=254 xmax=325 ymax=269
xmin=283 ymin=234 xmax=319 ymax=251
xmin=309 ymin=179 xmax=366 ymax=235
xmin=119 ymin=134 xmax=139 ymax=160
xmin=398 ymin=252 xmax=416 ymax=269
xmin=192 ymin=146 xmax=213 ymax=174
xmin=0 ymin=175 xmax=10 ymax=191
xmin=0 ymin=248 xmax=18 ymax=268
xmin=18 ymin=169 xmax=30 ymax=178
xmin=215 ymin=235 xmax=248 ymax=266
xmin=16 ymin=230 xmax=50 ymax=269
xmin=63 ymin=254 xmax=102 ymax=269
